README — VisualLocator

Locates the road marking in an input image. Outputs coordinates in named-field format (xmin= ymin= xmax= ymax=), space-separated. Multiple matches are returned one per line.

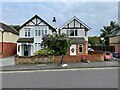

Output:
xmin=0 ymin=67 xmax=119 ymax=74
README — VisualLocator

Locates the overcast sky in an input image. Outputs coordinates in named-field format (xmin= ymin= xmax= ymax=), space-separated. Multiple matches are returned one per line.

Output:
xmin=1 ymin=2 xmax=118 ymax=36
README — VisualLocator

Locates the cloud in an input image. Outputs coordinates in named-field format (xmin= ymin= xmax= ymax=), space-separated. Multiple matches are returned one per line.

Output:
xmin=1 ymin=2 xmax=118 ymax=36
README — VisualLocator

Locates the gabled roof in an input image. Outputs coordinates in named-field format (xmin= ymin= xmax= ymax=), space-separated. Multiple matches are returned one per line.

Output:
xmin=19 ymin=15 xmax=56 ymax=32
xmin=59 ymin=16 xmax=91 ymax=30
xmin=0 ymin=22 xmax=19 ymax=35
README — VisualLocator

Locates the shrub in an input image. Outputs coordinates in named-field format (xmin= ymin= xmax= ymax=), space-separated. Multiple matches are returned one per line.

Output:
xmin=34 ymin=48 xmax=55 ymax=56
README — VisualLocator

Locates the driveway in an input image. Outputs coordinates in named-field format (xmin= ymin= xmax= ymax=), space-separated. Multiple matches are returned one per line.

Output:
xmin=0 ymin=56 xmax=15 ymax=66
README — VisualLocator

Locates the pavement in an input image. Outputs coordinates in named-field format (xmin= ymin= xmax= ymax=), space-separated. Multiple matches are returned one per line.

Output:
xmin=0 ymin=56 xmax=15 ymax=66
xmin=1 ymin=58 xmax=119 ymax=71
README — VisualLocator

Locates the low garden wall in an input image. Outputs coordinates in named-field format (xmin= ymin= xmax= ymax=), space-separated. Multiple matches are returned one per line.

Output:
xmin=54 ymin=53 xmax=104 ymax=63
xmin=15 ymin=56 xmax=54 ymax=64
xmin=15 ymin=51 xmax=105 ymax=64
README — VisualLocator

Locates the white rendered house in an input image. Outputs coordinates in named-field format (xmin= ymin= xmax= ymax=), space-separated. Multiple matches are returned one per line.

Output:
xmin=17 ymin=15 xmax=56 ymax=56
xmin=59 ymin=16 xmax=91 ymax=56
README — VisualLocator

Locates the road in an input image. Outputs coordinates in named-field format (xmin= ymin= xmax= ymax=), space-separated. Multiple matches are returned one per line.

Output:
xmin=1 ymin=67 xmax=119 ymax=88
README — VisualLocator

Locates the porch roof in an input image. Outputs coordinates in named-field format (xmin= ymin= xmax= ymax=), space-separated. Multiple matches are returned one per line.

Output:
xmin=17 ymin=38 xmax=34 ymax=43
xmin=70 ymin=37 xmax=86 ymax=44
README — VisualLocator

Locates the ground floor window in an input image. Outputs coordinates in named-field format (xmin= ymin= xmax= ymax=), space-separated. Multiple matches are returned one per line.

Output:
xmin=34 ymin=43 xmax=42 ymax=52
xmin=78 ymin=44 xmax=83 ymax=53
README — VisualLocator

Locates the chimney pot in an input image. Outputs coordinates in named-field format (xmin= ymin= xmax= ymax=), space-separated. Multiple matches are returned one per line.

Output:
xmin=53 ymin=17 xmax=56 ymax=22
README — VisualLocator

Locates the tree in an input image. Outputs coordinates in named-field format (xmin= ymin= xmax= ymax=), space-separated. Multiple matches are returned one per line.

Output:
xmin=88 ymin=36 xmax=100 ymax=46
xmin=42 ymin=33 xmax=71 ymax=55
xmin=10 ymin=25 xmax=20 ymax=31
xmin=42 ymin=33 xmax=71 ymax=65
xmin=100 ymin=21 xmax=120 ymax=46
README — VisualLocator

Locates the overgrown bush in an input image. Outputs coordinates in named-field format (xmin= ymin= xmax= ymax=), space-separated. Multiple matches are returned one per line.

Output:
xmin=42 ymin=33 xmax=71 ymax=55
xmin=34 ymin=48 xmax=55 ymax=56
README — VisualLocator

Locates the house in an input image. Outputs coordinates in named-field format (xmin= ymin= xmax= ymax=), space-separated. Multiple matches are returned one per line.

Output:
xmin=17 ymin=15 xmax=56 ymax=56
xmin=59 ymin=16 xmax=91 ymax=56
xmin=0 ymin=22 xmax=19 ymax=58
xmin=109 ymin=28 xmax=120 ymax=52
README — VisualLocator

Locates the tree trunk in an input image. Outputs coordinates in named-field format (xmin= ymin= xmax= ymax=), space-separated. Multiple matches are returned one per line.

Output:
xmin=58 ymin=54 xmax=64 ymax=66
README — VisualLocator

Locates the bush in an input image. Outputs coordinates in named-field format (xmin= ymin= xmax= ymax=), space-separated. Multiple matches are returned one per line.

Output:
xmin=34 ymin=48 xmax=55 ymax=56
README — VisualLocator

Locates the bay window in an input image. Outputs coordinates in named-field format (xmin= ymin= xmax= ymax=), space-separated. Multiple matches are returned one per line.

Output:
xmin=35 ymin=26 xmax=47 ymax=36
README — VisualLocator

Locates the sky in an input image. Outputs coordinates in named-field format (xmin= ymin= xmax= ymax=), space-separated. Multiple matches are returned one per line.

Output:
xmin=0 ymin=1 xmax=119 ymax=36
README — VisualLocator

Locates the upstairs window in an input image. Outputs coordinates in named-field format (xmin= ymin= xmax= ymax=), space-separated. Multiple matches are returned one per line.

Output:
xmin=45 ymin=30 xmax=47 ymax=35
xmin=75 ymin=29 xmax=78 ymax=36
xmin=25 ymin=28 xmax=30 ymax=37
xmin=35 ymin=26 xmax=47 ymax=36
xmin=35 ymin=30 xmax=37 ymax=36
xmin=67 ymin=29 xmax=78 ymax=36
xmin=28 ymin=30 xmax=30 ymax=37
xmin=66 ymin=30 xmax=69 ymax=36
xmin=70 ymin=29 xmax=74 ymax=36
xmin=38 ymin=30 xmax=41 ymax=36
xmin=25 ymin=29 xmax=27 ymax=37
xmin=42 ymin=30 xmax=44 ymax=36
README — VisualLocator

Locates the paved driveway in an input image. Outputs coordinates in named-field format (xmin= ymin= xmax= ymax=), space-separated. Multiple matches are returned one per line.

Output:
xmin=0 ymin=56 xmax=15 ymax=66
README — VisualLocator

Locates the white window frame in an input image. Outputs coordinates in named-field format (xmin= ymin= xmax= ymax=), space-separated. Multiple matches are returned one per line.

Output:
xmin=78 ymin=44 xmax=83 ymax=53
xmin=24 ymin=28 xmax=31 ymax=37
xmin=67 ymin=29 xmax=78 ymax=37
xmin=34 ymin=26 xmax=48 ymax=37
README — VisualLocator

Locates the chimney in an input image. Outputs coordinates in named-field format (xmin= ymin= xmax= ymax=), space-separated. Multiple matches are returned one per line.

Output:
xmin=52 ymin=17 xmax=56 ymax=29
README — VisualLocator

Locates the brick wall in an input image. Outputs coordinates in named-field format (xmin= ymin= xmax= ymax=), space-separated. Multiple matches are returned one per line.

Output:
xmin=0 ymin=42 xmax=17 ymax=58
xmin=53 ymin=53 xmax=104 ymax=63
xmin=68 ymin=42 xmax=88 ymax=56
xmin=110 ymin=43 xmax=120 ymax=52
xmin=15 ymin=52 xmax=104 ymax=64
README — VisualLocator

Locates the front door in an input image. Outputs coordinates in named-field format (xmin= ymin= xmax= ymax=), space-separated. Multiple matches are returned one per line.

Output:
xmin=70 ymin=44 xmax=76 ymax=56
xmin=24 ymin=44 xmax=28 ymax=56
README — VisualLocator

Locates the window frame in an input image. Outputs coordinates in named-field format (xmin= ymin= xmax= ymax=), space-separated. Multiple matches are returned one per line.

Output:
xmin=67 ymin=29 xmax=78 ymax=37
xmin=78 ymin=44 xmax=83 ymax=53
xmin=25 ymin=28 xmax=31 ymax=37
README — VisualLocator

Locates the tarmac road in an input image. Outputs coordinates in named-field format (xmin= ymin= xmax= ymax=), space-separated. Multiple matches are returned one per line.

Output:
xmin=2 ymin=67 xmax=119 ymax=88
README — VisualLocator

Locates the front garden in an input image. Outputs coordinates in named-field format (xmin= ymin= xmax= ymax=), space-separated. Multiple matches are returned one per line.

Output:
xmin=15 ymin=33 xmax=105 ymax=65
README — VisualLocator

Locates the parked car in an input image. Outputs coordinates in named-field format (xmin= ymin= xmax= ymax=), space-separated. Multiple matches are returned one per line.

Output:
xmin=88 ymin=48 xmax=94 ymax=51
xmin=113 ymin=52 xmax=120 ymax=58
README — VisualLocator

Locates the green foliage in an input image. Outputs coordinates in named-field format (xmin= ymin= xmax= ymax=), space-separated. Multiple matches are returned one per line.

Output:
xmin=42 ymin=33 xmax=71 ymax=55
xmin=10 ymin=25 xmax=20 ymax=31
xmin=88 ymin=36 xmax=100 ymax=46
xmin=100 ymin=21 xmax=120 ymax=46
xmin=34 ymin=48 xmax=55 ymax=56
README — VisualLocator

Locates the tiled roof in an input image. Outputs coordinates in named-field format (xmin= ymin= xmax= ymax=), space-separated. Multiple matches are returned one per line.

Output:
xmin=17 ymin=38 xmax=34 ymax=43
xmin=70 ymin=37 xmax=86 ymax=44
xmin=0 ymin=22 xmax=19 ymax=35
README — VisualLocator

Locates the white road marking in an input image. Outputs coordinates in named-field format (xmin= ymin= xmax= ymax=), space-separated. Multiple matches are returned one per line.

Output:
xmin=0 ymin=67 xmax=119 ymax=74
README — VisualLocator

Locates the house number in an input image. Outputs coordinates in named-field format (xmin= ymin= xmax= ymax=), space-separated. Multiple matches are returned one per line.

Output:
xmin=71 ymin=48 xmax=75 ymax=53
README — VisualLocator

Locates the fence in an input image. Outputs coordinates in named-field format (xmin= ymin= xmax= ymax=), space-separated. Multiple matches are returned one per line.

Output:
xmin=88 ymin=46 xmax=115 ymax=52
